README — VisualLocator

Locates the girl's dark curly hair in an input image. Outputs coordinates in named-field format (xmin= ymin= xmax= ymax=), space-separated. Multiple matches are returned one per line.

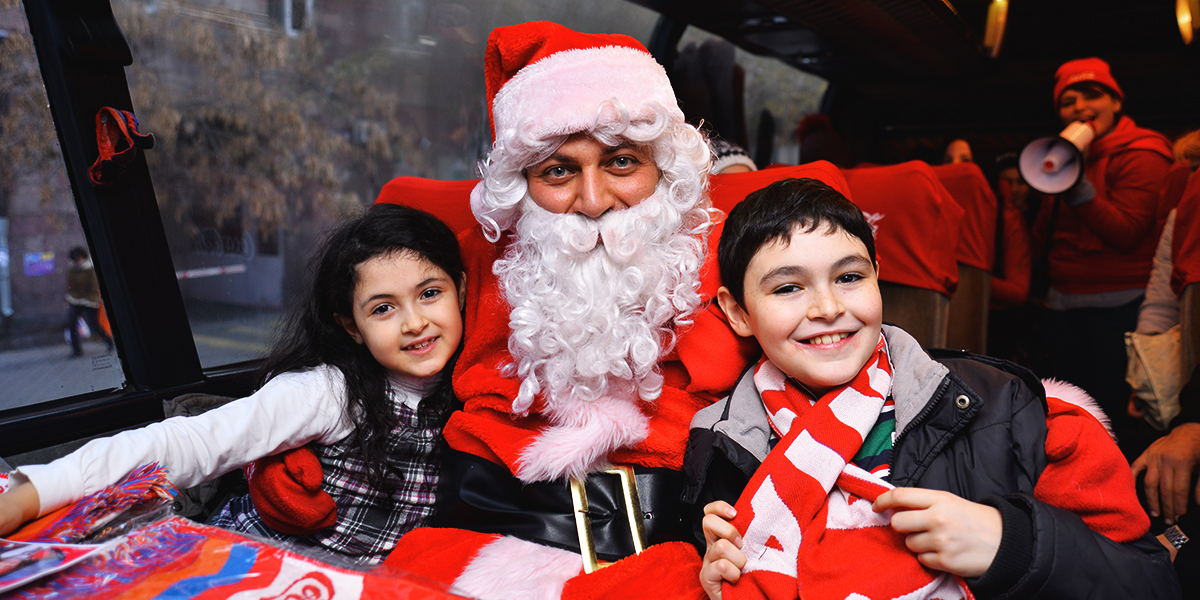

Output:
xmin=257 ymin=203 xmax=465 ymax=492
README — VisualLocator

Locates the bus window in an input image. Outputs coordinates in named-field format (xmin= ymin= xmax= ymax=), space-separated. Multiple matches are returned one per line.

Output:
xmin=674 ymin=25 xmax=828 ymax=166
xmin=106 ymin=0 xmax=666 ymax=368
xmin=0 ymin=4 xmax=126 ymax=412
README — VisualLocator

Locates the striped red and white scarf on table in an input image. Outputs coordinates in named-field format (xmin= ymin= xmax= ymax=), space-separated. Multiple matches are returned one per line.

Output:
xmin=723 ymin=334 xmax=974 ymax=600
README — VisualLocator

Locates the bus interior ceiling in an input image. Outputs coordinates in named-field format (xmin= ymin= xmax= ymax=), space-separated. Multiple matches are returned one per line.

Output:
xmin=635 ymin=0 xmax=1200 ymax=165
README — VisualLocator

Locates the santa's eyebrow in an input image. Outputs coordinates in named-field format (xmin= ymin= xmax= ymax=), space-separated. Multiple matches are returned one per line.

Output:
xmin=542 ymin=151 xmax=578 ymax=165
xmin=603 ymin=141 xmax=639 ymax=153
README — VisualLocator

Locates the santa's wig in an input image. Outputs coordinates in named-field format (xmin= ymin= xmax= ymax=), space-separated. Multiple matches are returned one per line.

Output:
xmin=469 ymin=21 xmax=712 ymax=242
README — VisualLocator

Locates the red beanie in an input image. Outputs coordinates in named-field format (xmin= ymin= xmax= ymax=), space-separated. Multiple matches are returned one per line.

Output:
xmin=1054 ymin=57 xmax=1123 ymax=104
xmin=484 ymin=21 xmax=681 ymax=142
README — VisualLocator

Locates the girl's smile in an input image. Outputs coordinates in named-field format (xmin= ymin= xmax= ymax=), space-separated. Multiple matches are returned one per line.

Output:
xmin=402 ymin=336 xmax=439 ymax=353
xmin=335 ymin=252 xmax=465 ymax=379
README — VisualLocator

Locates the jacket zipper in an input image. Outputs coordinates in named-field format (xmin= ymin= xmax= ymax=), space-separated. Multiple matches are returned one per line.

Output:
xmin=892 ymin=376 xmax=952 ymax=458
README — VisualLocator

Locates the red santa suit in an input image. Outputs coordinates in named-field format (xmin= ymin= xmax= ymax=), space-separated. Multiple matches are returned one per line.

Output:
xmin=444 ymin=226 xmax=756 ymax=475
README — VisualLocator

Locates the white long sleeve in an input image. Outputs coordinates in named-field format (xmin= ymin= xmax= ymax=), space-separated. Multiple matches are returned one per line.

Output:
xmin=16 ymin=365 xmax=355 ymax=516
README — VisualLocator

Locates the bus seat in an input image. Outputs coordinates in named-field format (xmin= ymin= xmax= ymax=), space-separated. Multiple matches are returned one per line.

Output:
xmin=932 ymin=162 xmax=996 ymax=273
xmin=880 ymin=282 xmax=950 ymax=349
xmin=842 ymin=162 xmax=964 ymax=348
xmin=945 ymin=264 xmax=990 ymax=353
xmin=1181 ymin=283 xmax=1200 ymax=382
xmin=708 ymin=160 xmax=852 ymax=213
xmin=375 ymin=176 xmax=479 ymax=234
xmin=933 ymin=163 xmax=998 ymax=353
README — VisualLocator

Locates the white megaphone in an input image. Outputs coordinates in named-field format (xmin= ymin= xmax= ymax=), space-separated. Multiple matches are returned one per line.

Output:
xmin=1018 ymin=121 xmax=1096 ymax=194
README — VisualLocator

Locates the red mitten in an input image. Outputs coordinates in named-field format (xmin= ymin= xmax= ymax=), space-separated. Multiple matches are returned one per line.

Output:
xmin=244 ymin=447 xmax=337 ymax=535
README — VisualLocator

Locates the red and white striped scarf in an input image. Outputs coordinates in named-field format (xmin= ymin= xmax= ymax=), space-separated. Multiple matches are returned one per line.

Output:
xmin=724 ymin=335 xmax=974 ymax=600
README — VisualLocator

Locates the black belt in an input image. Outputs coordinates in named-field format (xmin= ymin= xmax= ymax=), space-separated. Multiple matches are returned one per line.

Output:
xmin=433 ymin=448 xmax=690 ymax=568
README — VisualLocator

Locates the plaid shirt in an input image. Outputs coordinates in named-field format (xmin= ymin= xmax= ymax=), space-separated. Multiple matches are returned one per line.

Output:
xmin=211 ymin=388 xmax=442 ymax=565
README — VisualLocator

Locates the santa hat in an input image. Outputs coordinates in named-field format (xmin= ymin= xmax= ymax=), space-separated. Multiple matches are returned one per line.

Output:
xmin=1054 ymin=57 xmax=1124 ymax=104
xmin=484 ymin=21 xmax=683 ymax=143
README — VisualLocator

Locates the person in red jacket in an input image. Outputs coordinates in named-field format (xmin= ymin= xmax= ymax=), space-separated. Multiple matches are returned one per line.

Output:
xmin=1032 ymin=57 xmax=1174 ymax=453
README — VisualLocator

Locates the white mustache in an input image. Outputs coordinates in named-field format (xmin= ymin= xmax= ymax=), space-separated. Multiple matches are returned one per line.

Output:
xmin=535 ymin=192 xmax=673 ymax=264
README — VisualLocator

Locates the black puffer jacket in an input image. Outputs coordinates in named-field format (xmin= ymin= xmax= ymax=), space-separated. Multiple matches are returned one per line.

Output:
xmin=682 ymin=325 xmax=1179 ymax=600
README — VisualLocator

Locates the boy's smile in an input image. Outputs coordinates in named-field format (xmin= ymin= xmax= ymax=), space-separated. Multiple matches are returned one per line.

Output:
xmin=718 ymin=227 xmax=883 ymax=398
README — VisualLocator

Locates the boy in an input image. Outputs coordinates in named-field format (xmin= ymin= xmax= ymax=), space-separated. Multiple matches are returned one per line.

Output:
xmin=684 ymin=178 xmax=1178 ymax=599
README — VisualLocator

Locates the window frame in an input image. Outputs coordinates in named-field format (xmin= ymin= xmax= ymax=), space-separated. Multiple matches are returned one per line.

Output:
xmin=0 ymin=0 xmax=259 ymax=456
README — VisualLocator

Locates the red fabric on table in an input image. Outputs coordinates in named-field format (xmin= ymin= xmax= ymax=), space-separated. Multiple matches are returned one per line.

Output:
xmin=932 ymin=162 xmax=997 ymax=271
xmin=708 ymin=160 xmax=852 ymax=212
xmin=375 ymin=176 xmax=479 ymax=234
xmin=841 ymin=161 xmax=965 ymax=296
xmin=1170 ymin=171 xmax=1200 ymax=294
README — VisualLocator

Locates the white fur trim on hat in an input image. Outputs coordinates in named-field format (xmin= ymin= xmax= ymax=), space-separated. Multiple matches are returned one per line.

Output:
xmin=492 ymin=45 xmax=682 ymax=143
xmin=1042 ymin=378 xmax=1115 ymax=440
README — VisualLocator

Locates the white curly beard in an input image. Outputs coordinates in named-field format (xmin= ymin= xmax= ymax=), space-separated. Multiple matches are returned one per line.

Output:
xmin=496 ymin=182 xmax=706 ymax=481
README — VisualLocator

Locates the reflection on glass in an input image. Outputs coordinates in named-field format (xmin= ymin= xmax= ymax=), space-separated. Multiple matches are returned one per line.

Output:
xmin=0 ymin=2 xmax=125 ymax=411
xmin=112 ymin=0 xmax=664 ymax=368
xmin=677 ymin=27 xmax=829 ymax=166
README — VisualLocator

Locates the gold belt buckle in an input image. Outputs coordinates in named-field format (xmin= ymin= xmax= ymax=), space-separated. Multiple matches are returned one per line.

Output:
xmin=568 ymin=466 xmax=648 ymax=573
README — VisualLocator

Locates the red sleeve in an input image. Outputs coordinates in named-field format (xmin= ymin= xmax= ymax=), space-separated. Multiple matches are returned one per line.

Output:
xmin=1032 ymin=396 xmax=1150 ymax=543
xmin=989 ymin=202 xmax=1031 ymax=308
xmin=1075 ymin=150 xmax=1172 ymax=253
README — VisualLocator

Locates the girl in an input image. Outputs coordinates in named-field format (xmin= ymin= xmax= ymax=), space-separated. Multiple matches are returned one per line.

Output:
xmin=0 ymin=204 xmax=465 ymax=564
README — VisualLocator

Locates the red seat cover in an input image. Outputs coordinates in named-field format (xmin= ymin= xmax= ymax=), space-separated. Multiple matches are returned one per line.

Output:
xmin=708 ymin=161 xmax=852 ymax=213
xmin=374 ymin=176 xmax=479 ymax=234
xmin=932 ymin=162 xmax=997 ymax=272
xmin=841 ymin=161 xmax=965 ymax=296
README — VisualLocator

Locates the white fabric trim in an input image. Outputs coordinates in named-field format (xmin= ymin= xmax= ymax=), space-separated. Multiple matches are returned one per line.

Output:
xmin=492 ymin=45 xmax=681 ymax=142
xmin=452 ymin=536 xmax=582 ymax=600
xmin=1042 ymin=377 xmax=1115 ymax=439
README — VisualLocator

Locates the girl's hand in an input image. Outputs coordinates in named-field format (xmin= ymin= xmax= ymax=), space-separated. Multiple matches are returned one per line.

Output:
xmin=0 ymin=482 xmax=41 ymax=537
xmin=873 ymin=487 xmax=1002 ymax=578
xmin=700 ymin=501 xmax=745 ymax=600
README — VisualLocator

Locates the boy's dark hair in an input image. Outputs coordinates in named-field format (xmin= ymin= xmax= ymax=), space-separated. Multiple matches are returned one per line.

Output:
xmin=718 ymin=177 xmax=876 ymax=306
xmin=68 ymin=246 xmax=89 ymax=261
xmin=257 ymin=203 xmax=465 ymax=493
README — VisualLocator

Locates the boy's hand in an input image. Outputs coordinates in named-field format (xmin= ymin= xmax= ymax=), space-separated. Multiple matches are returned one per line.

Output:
xmin=1131 ymin=422 xmax=1200 ymax=525
xmin=700 ymin=501 xmax=745 ymax=600
xmin=874 ymin=487 xmax=1002 ymax=578
xmin=0 ymin=481 xmax=41 ymax=537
